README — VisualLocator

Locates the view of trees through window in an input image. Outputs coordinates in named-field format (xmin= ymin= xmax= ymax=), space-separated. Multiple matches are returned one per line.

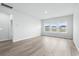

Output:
xmin=44 ymin=24 xmax=67 ymax=33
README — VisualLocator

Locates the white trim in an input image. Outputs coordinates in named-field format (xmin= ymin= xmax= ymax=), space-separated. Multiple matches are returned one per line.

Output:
xmin=13 ymin=35 xmax=40 ymax=42
xmin=0 ymin=39 xmax=11 ymax=41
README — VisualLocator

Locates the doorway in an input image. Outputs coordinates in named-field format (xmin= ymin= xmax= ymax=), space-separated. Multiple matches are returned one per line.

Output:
xmin=0 ymin=12 xmax=12 ymax=41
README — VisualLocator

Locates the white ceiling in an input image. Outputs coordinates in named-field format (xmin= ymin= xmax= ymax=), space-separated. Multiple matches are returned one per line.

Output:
xmin=8 ymin=3 xmax=75 ymax=19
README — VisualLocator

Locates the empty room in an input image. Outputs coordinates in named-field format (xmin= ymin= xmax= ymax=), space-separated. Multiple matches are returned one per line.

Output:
xmin=0 ymin=3 xmax=79 ymax=56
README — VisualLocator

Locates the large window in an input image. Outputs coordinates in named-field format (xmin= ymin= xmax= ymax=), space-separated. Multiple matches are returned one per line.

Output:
xmin=44 ymin=23 xmax=67 ymax=33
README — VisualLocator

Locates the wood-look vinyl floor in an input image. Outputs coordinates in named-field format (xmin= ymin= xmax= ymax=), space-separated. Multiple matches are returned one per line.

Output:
xmin=0 ymin=36 xmax=79 ymax=56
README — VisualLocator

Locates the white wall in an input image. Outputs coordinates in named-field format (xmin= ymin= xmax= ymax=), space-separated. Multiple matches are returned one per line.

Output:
xmin=0 ymin=4 xmax=41 ymax=42
xmin=13 ymin=10 xmax=41 ymax=42
xmin=41 ymin=15 xmax=73 ymax=39
xmin=73 ymin=4 xmax=79 ymax=51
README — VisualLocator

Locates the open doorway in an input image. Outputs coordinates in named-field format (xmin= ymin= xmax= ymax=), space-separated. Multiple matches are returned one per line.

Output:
xmin=0 ymin=12 xmax=13 ymax=42
xmin=0 ymin=3 xmax=13 ymax=42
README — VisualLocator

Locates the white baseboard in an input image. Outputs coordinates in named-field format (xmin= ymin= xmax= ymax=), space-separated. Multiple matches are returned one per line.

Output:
xmin=0 ymin=39 xmax=11 ymax=41
xmin=13 ymin=35 xmax=40 ymax=42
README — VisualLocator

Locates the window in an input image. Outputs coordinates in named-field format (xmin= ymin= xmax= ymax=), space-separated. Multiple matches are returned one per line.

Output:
xmin=45 ymin=26 xmax=50 ymax=31
xmin=59 ymin=25 xmax=67 ymax=32
xmin=52 ymin=26 xmax=57 ymax=32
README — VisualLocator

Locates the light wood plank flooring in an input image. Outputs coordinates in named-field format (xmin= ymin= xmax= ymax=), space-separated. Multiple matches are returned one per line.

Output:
xmin=0 ymin=36 xmax=79 ymax=56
